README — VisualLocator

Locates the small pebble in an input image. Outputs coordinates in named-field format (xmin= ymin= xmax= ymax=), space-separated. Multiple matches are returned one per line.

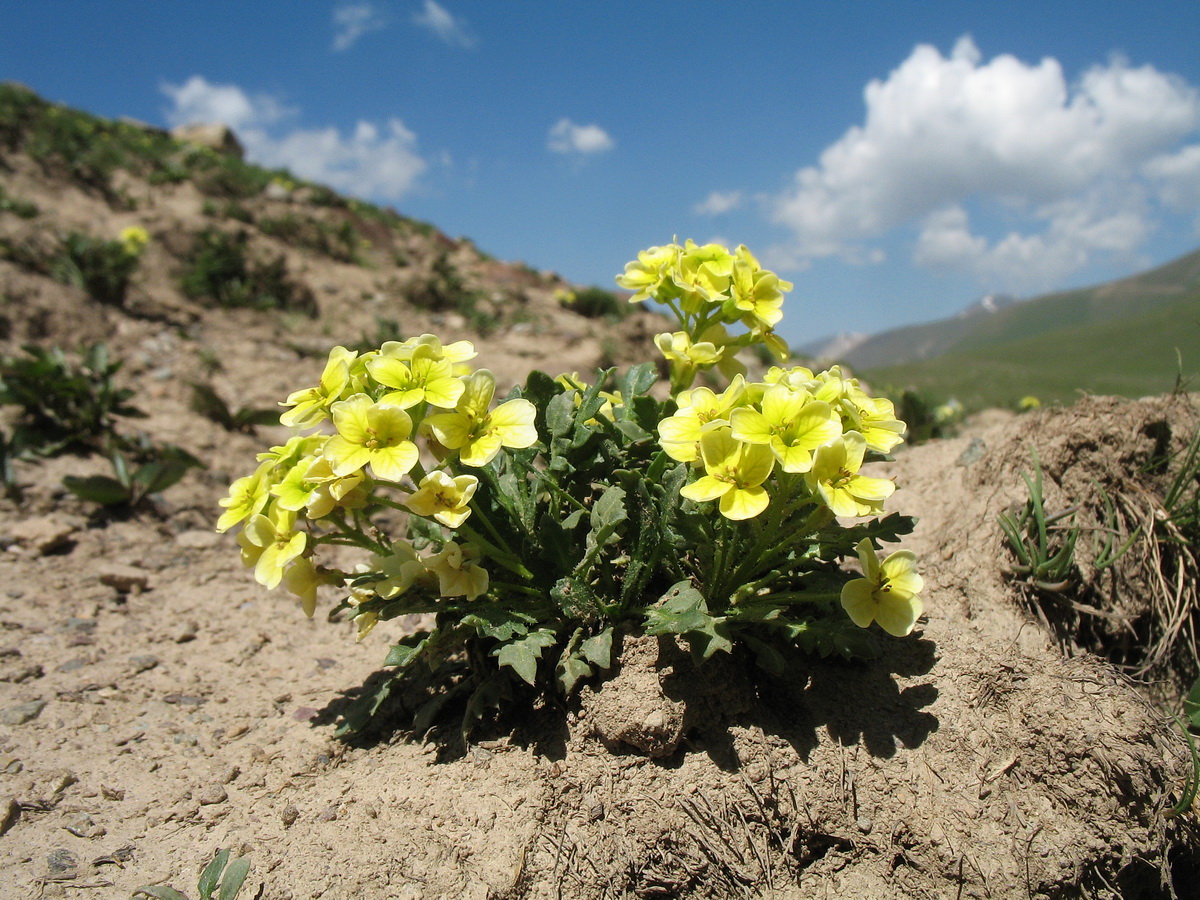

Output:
xmin=198 ymin=785 xmax=227 ymax=806
xmin=281 ymin=805 xmax=299 ymax=827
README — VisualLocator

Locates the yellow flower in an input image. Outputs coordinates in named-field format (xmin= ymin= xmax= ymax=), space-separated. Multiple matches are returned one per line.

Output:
xmin=806 ymin=432 xmax=895 ymax=517
xmin=238 ymin=508 xmax=306 ymax=590
xmin=323 ymin=393 xmax=419 ymax=482
xmin=299 ymin=457 xmax=366 ymax=518
xmin=280 ymin=346 xmax=357 ymax=428
xmin=672 ymin=240 xmax=735 ymax=310
xmin=842 ymin=390 xmax=906 ymax=454
xmin=405 ymin=471 xmax=479 ymax=528
xmin=216 ymin=466 xmax=270 ymax=533
xmin=657 ymin=376 xmax=748 ymax=463
xmin=840 ymin=538 xmax=924 ymax=637
xmin=679 ymin=428 xmax=775 ymax=520
xmin=554 ymin=373 xmax=622 ymax=423
xmin=118 ymin=225 xmax=150 ymax=257
xmin=366 ymin=353 xmax=465 ymax=409
xmin=426 ymin=541 xmax=489 ymax=600
xmin=422 ymin=370 xmax=537 ymax=467
xmin=365 ymin=541 xmax=431 ymax=600
xmin=615 ymin=243 xmax=679 ymax=303
xmin=730 ymin=384 xmax=842 ymax=473
xmin=726 ymin=256 xmax=786 ymax=331
xmin=283 ymin=557 xmax=321 ymax=617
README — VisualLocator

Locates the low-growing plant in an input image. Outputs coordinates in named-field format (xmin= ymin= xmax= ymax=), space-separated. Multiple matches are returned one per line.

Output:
xmin=0 ymin=183 xmax=38 ymax=218
xmin=134 ymin=847 xmax=252 ymax=900
xmin=64 ymin=440 xmax=204 ymax=511
xmin=558 ymin=285 xmax=628 ymax=321
xmin=51 ymin=226 xmax=148 ymax=306
xmin=218 ymin=239 xmax=923 ymax=739
xmin=0 ymin=342 xmax=144 ymax=456
xmin=189 ymin=382 xmax=280 ymax=434
xmin=181 ymin=229 xmax=316 ymax=315
xmin=998 ymin=448 xmax=1080 ymax=592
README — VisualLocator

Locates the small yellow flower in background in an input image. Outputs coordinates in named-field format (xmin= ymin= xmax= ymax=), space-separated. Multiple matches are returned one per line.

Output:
xmin=1018 ymin=395 xmax=1041 ymax=412
xmin=840 ymin=538 xmax=924 ymax=637
xmin=555 ymin=288 xmax=577 ymax=307
xmin=280 ymin=346 xmax=357 ymax=428
xmin=806 ymin=432 xmax=896 ymax=517
xmin=730 ymin=384 xmax=842 ymax=473
xmin=615 ymin=243 xmax=679 ymax=303
xmin=423 ymin=369 xmax=537 ymax=467
xmin=323 ymin=393 xmax=419 ymax=482
xmin=405 ymin=471 xmax=479 ymax=528
xmin=367 ymin=354 xmax=465 ymax=410
xmin=238 ymin=508 xmax=306 ymax=590
xmin=554 ymin=373 xmax=622 ymax=423
xmin=118 ymin=225 xmax=150 ymax=257
xmin=680 ymin=429 xmax=776 ymax=520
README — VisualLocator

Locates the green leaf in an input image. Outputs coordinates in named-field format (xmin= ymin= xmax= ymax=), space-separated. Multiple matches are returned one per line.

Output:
xmin=616 ymin=362 xmax=658 ymax=400
xmin=383 ymin=633 xmax=431 ymax=668
xmin=643 ymin=582 xmax=710 ymax=635
xmin=461 ymin=607 xmax=536 ymax=642
xmin=217 ymin=856 xmax=250 ymax=900
xmin=587 ymin=484 xmax=627 ymax=551
xmin=741 ymin=634 xmax=786 ymax=676
xmin=545 ymin=392 xmax=576 ymax=438
xmin=197 ymin=848 xmax=230 ymax=899
xmin=62 ymin=474 xmax=131 ymax=505
xmin=556 ymin=653 xmax=592 ymax=694
xmin=580 ymin=628 xmax=613 ymax=669
xmin=132 ymin=459 xmax=192 ymax=496
xmin=495 ymin=629 xmax=557 ymax=685
xmin=1185 ymin=676 xmax=1200 ymax=728
xmin=551 ymin=576 xmax=605 ymax=620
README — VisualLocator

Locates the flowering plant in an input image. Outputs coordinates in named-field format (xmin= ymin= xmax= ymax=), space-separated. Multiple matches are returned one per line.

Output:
xmin=219 ymin=240 xmax=923 ymax=737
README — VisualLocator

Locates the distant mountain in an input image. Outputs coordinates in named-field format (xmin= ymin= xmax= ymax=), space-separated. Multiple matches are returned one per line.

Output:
xmin=840 ymin=249 xmax=1200 ymax=372
xmin=843 ymin=248 xmax=1200 ymax=408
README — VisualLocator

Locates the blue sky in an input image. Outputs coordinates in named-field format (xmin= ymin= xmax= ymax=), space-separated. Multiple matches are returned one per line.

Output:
xmin=3 ymin=1 xmax=1199 ymax=346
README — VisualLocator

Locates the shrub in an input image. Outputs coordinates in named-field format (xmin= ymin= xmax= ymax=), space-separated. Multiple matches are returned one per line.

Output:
xmin=180 ymin=229 xmax=316 ymax=315
xmin=51 ymin=229 xmax=146 ymax=306
xmin=218 ymin=240 xmax=922 ymax=740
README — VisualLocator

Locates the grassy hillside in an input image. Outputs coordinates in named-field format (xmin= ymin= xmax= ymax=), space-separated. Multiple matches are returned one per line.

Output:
xmin=862 ymin=288 xmax=1200 ymax=408
xmin=844 ymin=247 xmax=1200 ymax=372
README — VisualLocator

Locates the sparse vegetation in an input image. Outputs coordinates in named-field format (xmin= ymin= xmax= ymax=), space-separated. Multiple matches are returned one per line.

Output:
xmin=0 ymin=342 xmax=144 ymax=456
xmin=133 ymin=848 xmax=252 ymax=900
xmin=180 ymin=228 xmax=316 ymax=315
xmin=189 ymin=381 xmax=280 ymax=434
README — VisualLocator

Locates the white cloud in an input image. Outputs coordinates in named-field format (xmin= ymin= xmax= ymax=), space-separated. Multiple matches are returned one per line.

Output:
xmin=162 ymin=75 xmax=289 ymax=130
xmin=693 ymin=191 xmax=744 ymax=216
xmin=162 ymin=76 xmax=426 ymax=202
xmin=1144 ymin=144 xmax=1200 ymax=211
xmin=413 ymin=0 xmax=475 ymax=48
xmin=771 ymin=36 xmax=1200 ymax=291
xmin=333 ymin=3 xmax=389 ymax=52
xmin=547 ymin=118 xmax=615 ymax=155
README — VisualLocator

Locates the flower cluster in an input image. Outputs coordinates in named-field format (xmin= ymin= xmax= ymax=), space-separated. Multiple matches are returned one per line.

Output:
xmin=658 ymin=367 xmax=903 ymax=521
xmin=218 ymin=334 xmax=536 ymax=634
xmin=219 ymin=240 xmax=925 ymax=738
xmin=617 ymin=239 xmax=790 ymax=391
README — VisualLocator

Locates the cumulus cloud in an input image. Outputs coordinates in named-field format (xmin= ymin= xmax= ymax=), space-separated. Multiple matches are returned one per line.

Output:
xmin=771 ymin=36 xmax=1200 ymax=291
xmin=162 ymin=76 xmax=426 ymax=202
xmin=333 ymin=3 xmax=389 ymax=52
xmin=693 ymin=191 xmax=744 ymax=216
xmin=413 ymin=0 xmax=475 ymax=48
xmin=1144 ymin=144 xmax=1200 ymax=212
xmin=547 ymin=119 xmax=615 ymax=155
